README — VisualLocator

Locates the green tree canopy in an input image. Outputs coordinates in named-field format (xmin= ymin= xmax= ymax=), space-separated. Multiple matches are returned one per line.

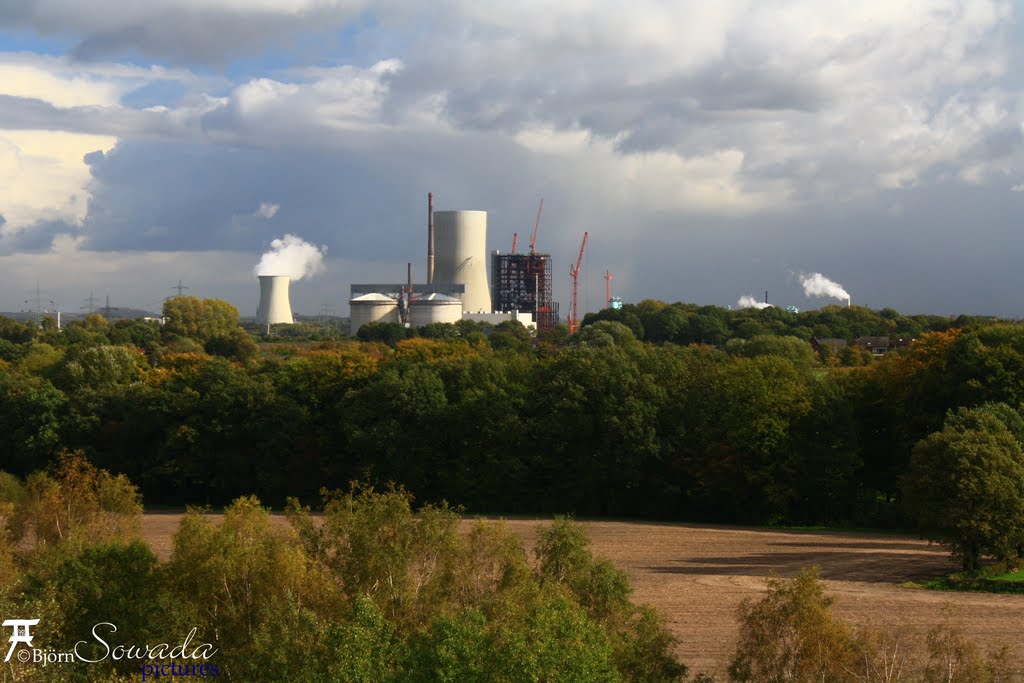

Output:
xmin=904 ymin=405 xmax=1024 ymax=570
xmin=163 ymin=296 xmax=241 ymax=341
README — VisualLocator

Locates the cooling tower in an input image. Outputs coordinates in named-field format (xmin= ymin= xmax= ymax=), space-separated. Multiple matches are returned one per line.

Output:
xmin=257 ymin=275 xmax=294 ymax=325
xmin=433 ymin=210 xmax=491 ymax=313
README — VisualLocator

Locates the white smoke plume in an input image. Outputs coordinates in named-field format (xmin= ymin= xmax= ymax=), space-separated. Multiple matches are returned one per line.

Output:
xmin=800 ymin=272 xmax=851 ymax=305
xmin=254 ymin=234 xmax=326 ymax=281
xmin=737 ymin=295 xmax=772 ymax=310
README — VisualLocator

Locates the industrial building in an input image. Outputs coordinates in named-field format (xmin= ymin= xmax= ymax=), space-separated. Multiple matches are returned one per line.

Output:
xmin=349 ymin=292 xmax=400 ymax=330
xmin=490 ymin=252 xmax=559 ymax=332
xmin=349 ymin=193 xmax=550 ymax=336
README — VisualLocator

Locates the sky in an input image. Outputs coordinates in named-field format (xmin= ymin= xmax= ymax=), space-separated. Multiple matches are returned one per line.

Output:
xmin=0 ymin=0 xmax=1022 ymax=319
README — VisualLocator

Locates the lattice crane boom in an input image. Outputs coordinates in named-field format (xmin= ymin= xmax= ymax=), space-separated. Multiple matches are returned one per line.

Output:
xmin=604 ymin=270 xmax=615 ymax=309
xmin=529 ymin=199 xmax=544 ymax=254
xmin=568 ymin=231 xmax=588 ymax=333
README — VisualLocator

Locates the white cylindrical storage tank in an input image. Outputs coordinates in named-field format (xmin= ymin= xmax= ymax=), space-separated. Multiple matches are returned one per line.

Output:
xmin=433 ymin=210 xmax=491 ymax=313
xmin=349 ymin=293 xmax=399 ymax=335
xmin=409 ymin=293 xmax=463 ymax=327
xmin=257 ymin=275 xmax=294 ymax=325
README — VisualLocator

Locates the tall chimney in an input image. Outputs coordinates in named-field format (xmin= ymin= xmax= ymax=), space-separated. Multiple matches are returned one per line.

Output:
xmin=765 ymin=290 xmax=768 ymax=305
xmin=427 ymin=192 xmax=435 ymax=284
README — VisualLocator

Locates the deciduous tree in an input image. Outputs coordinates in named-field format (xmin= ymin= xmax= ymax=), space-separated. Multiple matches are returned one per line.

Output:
xmin=904 ymin=406 xmax=1024 ymax=570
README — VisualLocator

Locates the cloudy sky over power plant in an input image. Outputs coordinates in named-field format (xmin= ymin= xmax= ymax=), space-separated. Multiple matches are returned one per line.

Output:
xmin=0 ymin=1 xmax=1022 ymax=317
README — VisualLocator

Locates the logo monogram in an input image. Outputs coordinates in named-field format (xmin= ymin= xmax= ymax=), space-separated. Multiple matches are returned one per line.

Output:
xmin=3 ymin=619 xmax=40 ymax=662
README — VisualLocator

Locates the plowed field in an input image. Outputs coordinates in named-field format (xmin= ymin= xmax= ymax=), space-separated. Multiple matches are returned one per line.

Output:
xmin=143 ymin=514 xmax=1024 ymax=677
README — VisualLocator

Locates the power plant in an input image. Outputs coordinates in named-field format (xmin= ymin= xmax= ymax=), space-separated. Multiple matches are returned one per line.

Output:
xmin=248 ymin=193 xmax=594 ymax=336
xmin=348 ymin=193 xmax=551 ymax=336
xmin=256 ymin=275 xmax=294 ymax=326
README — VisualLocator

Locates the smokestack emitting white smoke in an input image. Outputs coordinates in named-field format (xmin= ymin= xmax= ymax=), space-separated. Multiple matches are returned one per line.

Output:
xmin=800 ymin=272 xmax=851 ymax=306
xmin=737 ymin=296 xmax=772 ymax=310
xmin=254 ymin=234 xmax=326 ymax=280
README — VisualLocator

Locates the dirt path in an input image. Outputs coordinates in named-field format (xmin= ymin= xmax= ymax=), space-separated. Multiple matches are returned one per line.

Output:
xmin=143 ymin=515 xmax=1024 ymax=678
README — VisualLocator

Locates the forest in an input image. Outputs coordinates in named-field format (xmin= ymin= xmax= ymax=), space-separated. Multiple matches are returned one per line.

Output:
xmin=0 ymin=297 xmax=1022 ymax=534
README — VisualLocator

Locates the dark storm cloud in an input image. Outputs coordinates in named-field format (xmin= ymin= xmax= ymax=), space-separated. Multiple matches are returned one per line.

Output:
xmin=610 ymin=183 xmax=1024 ymax=317
xmin=0 ymin=94 xmax=170 ymax=136
xmin=76 ymin=131 xmax=549 ymax=258
xmin=0 ymin=0 xmax=32 ymax=22
xmin=426 ymin=59 xmax=828 ymax=160
xmin=0 ymin=1 xmax=365 ymax=66
xmin=0 ymin=218 xmax=79 ymax=254
xmin=68 ymin=14 xmax=309 ymax=66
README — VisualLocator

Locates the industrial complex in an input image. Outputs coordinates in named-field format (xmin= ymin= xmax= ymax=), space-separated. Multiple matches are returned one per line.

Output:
xmin=8 ymin=194 xmax=595 ymax=333
xmin=340 ymin=193 xmax=568 ymax=335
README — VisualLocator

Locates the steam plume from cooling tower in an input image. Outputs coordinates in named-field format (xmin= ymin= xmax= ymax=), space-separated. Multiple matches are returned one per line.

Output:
xmin=800 ymin=272 xmax=851 ymax=306
xmin=737 ymin=295 xmax=772 ymax=310
xmin=254 ymin=234 xmax=326 ymax=280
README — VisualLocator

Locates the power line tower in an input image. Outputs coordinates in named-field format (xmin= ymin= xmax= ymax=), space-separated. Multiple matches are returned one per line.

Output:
xmin=83 ymin=290 xmax=97 ymax=315
xmin=318 ymin=304 xmax=336 ymax=335
xmin=24 ymin=282 xmax=45 ymax=328
xmin=103 ymin=295 xmax=112 ymax=320
xmin=171 ymin=280 xmax=189 ymax=298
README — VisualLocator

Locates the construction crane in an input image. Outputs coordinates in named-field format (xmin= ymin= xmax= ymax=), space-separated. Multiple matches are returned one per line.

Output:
xmin=568 ymin=231 xmax=588 ymax=333
xmin=604 ymin=270 xmax=615 ymax=309
xmin=529 ymin=199 xmax=544 ymax=254
xmin=511 ymin=232 xmax=518 ymax=254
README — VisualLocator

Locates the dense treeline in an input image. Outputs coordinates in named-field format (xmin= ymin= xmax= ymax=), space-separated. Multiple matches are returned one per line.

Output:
xmin=579 ymin=299 xmax=989 ymax=347
xmin=0 ymin=299 xmax=1022 ymax=532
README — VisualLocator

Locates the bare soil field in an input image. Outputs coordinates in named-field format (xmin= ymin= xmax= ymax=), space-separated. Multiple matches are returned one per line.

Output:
xmin=143 ymin=514 xmax=1024 ymax=678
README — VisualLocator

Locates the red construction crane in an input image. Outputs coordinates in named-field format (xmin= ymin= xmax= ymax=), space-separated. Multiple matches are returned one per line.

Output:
xmin=604 ymin=270 xmax=615 ymax=309
xmin=529 ymin=199 xmax=544 ymax=254
xmin=511 ymin=232 xmax=518 ymax=254
xmin=568 ymin=231 xmax=588 ymax=333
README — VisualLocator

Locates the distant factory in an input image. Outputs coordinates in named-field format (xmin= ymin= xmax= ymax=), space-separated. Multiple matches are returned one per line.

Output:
xmin=243 ymin=194 xmax=579 ymax=336
xmin=348 ymin=194 xmax=559 ymax=336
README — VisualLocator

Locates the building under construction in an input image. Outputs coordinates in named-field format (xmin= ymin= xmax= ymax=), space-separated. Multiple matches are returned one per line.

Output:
xmin=490 ymin=252 xmax=559 ymax=332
